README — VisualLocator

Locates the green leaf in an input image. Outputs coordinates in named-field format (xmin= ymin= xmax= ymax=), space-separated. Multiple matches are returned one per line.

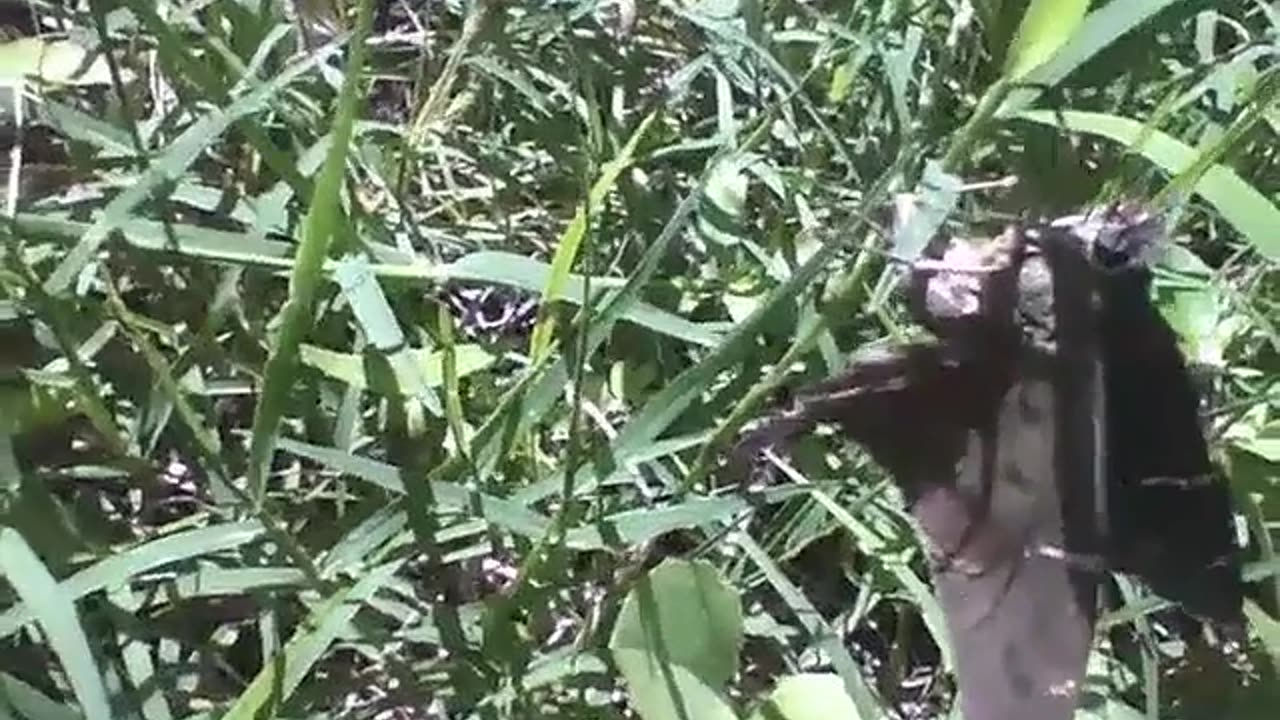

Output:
xmin=0 ymin=521 xmax=266 ymax=640
xmin=609 ymin=559 xmax=744 ymax=720
xmin=1003 ymin=0 xmax=1090 ymax=80
xmin=998 ymin=0 xmax=1194 ymax=114
xmin=1016 ymin=109 xmax=1280 ymax=260
xmin=0 ymin=528 xmax=111 ymax=720
xmin=298 ymin=343 xmax=495 ymax=394
xmin=1233 ymin=423 xmax=1280 ymax=463
xmin=609 ymin=559 xmax=743 ymax=683
xmin=609 ymin=654 xmax=740 ymax=720
xmin=748 ymin=674 xmax=863 ymax=720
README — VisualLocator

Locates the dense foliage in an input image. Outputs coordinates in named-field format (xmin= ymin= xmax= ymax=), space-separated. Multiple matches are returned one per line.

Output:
xmin=0 ymin=1 xmax=1277 ymax=719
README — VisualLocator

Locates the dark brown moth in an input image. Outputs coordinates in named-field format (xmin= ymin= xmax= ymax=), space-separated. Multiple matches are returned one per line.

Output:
xmin=731 ymin=204 xmax=1243 ymax=720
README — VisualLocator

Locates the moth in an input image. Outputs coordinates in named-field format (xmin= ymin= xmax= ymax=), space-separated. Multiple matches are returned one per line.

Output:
xmin=732 ymin=204 xmax=1244 ymax=720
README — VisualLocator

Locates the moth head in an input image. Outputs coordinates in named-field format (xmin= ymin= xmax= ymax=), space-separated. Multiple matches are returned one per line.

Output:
xmin=1046 ymin=201 xmax=1166 ymax=273
xmin=907 ymin=202 xmax=1166 ymax=357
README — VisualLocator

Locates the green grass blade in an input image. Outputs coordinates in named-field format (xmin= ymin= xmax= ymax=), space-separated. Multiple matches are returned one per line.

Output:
xmin=40 ymin=35 xmax=343 ymax=296
xmin=0 ymin=528 xmax=111 ymax=720
xmin=736 ymin=534 xmax=883 ymax=719
xmin=1017 ymin=109 xmax=1280 ymax=260
xmin=0 ymin=672 xmax=81 ymax=720
xmin=999 ymin=0 xmax=1195 ymax=115
xmin=246 ymin=1 xmax=374 ymax=507
xmin=527 ymin=111 xmax=658 ymax=362
xmin=15 ymin=214 xmax=725 ymax=347
xmin=1002 ymin=0 xmax=1089 ymax=80
xmin=220 ymin=559 xmax=402 ymax=720
xmin=0 ymin=521 xmax=266 ymax=639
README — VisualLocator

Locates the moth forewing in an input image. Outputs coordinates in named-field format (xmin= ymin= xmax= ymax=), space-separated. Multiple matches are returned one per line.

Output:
xmin=911 ymin=234 xmax=1108 ymax=720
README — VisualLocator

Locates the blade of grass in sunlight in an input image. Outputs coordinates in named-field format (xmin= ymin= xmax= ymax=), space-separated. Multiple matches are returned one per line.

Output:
xmin=1002 ymin=0 xmax=1089 ymax=80
xmin=41 ymin=37 xmax=343 ymax=296
xmin=246 ymin=0 xmax=374 ymax=508
xmin=527 ymin=111 xmax=658 ymax=363
xmin=1017 ymin=109 xmax=1280 ymax=260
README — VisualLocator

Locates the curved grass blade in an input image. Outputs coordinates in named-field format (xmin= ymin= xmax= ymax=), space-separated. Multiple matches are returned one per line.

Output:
xmin=15 ymin=213 xmax=724 ymax=347
xmin=298 ymin=343 xmax=495 ymax=394
xmin=0 ymin=528 xmax=111 ymax=720
xmin=1003 ymin=0 xmax=1089 ymax=80
xmin=40 ymin=34 xmax=344 ymax=295
xmin=998 ymin=0 xmax=1196 ymax=115
xmin=1017 ymin=109 xmax=1280 ymax=260
xmin=0 ymin=671 xmax=81 ymax=720
xmin=0 ymin=521 xmax=265 ymax=639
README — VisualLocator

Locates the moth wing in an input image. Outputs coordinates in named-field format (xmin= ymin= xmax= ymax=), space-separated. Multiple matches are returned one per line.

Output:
xmin=791 ymin=342 xmax=1004 ymax=485
xmin=735 ymin=337 xmax=1100 ymax=720
xmin=1102 ymin=273 xmax=1244 ymax=625
xmin=921 ymin=375 xmax=1099 ymax=720
xmin=790 ymin=343 xmax=1099 ymax=720
xmin=729 ymin=342 xmax=979 ymax=488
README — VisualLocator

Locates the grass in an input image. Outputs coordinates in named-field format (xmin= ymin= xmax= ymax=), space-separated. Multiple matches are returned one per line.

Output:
xmin=0 ymin=1 xmax=1277 ymax=719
